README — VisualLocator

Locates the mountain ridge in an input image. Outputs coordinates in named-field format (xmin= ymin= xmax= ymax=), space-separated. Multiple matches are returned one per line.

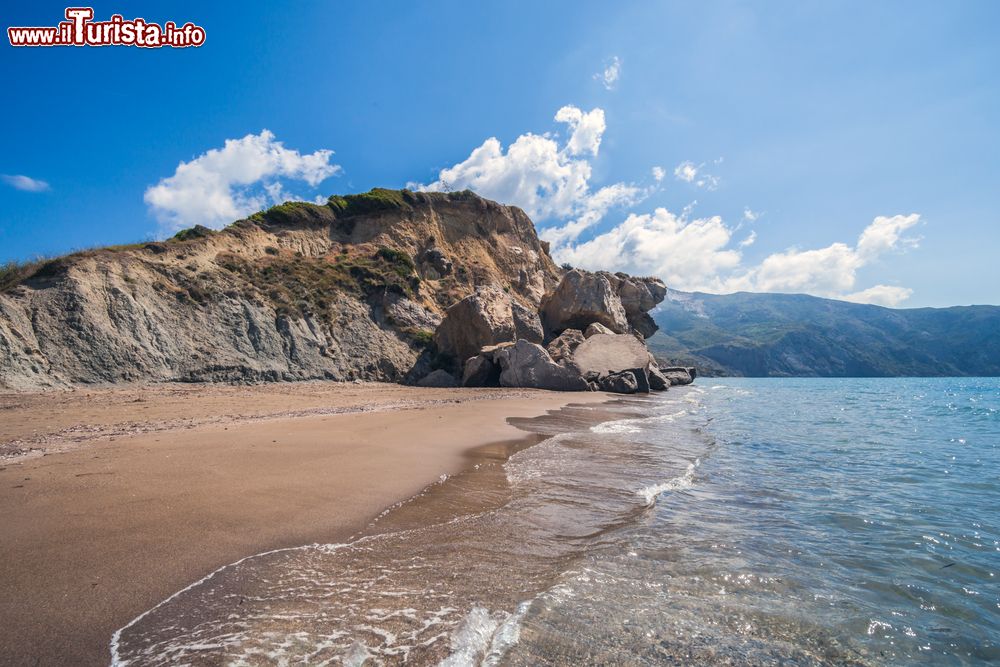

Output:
xmin=647 ymin=289 xmax=1000 ymax=377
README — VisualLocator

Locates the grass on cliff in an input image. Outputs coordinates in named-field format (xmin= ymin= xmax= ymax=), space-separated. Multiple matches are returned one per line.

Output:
xmin=0 ymin=260 xmax=42 ymax=292
xmin=169 ymin=225 xmax=217 ymax=242
xmin=327 ymin=188 xmax=416 ymax=217
xmin=217 ymin=245 xmax=420 ymax=318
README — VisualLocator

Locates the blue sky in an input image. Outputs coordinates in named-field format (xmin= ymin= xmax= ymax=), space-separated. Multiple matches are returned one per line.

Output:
xmin=1 ymin=1 xmax=997 ymax=307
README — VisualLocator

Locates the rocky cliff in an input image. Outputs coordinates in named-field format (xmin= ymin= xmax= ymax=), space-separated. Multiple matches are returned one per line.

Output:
xmin=1 ymin=189 xmax=684 ymax=392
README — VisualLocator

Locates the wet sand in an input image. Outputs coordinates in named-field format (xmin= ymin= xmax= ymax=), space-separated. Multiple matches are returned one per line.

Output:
xmin=0 ymin=382 xmax=608 ymax=666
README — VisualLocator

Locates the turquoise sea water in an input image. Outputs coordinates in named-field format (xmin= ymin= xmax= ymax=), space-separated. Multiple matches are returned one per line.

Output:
xmin=658 ymin=377 xmax=1000 ymax=664
xmin=113 ymin=378 xmax=1000 ymax=665
xmin=512 ymin=377 xmax=1000 ymax=665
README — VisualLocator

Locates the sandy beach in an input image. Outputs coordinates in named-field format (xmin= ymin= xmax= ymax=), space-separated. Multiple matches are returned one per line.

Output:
xmin=0 ymin=382 xmax=608 ymax=666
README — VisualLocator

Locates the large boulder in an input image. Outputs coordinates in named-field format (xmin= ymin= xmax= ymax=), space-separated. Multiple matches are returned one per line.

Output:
xmin=494 ymin=340 xmax=589 ymax=392
xmin=434 ymin=287 xmax=541 ymax=365
xmin=540 ymin=270 xmax=667 ymax=339
xmin=572 ymin=333 xmax=652 ymax=377
xmin=608 ymin=273 xmax=667 ymax=339
xmin=613 ymin=273 xmax=667 ymax=313
xmin=572 ymin=333 xmax=653 ymax=394
xmin=597 ymin=370 xmax=639 ymax=394
xmin=648 ymin=365 xmax=670 ymax=391
xmin=511 ymin=301 xmax=545 ymax=344
xmin=417 ymin=369 xmax=458 ymax=387
xmin=546 ymin=328 xmax=585 ymax=366
xmin=540 ymin=270 xmax=630 ymax=335
xmin=659 ymin=366 xmax=695 ymax=386
xmin=584 ymin=322 xmax=615 ymax=338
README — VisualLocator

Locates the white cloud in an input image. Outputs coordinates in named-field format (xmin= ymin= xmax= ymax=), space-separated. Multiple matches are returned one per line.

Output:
xmin=856 ymin=214 xmax=922 ymax=261
xmin=556 ymin=210 xmax=921 ymax=305
xmin=415 ymin=105 xmax=919 ymax=306
xmin=554 ymin=106 xmax=606 ymax=157
xmin=594 ymin=56 xmax=622 ymax=90
xmin=556 ymin=207 xmax=743 ymax=290
xmin=2 ymin=174 xmax=50 ymax=192
xmin=674 ymin=160 xmax=719 ymax=190
xmin=414 ymin=105 xmax=641 ymax=245
xmin=842 ymin=285 xmax=914 ymax=307
xmin=144 ymin=130 xmax=340 ymax=233
xmin=727 ymin=214 xmax=922 ymax=298
xmin=542 ymin=182 xmax=643 ymax=247
xmin=674 ymin=161 xmax=698 ymax=183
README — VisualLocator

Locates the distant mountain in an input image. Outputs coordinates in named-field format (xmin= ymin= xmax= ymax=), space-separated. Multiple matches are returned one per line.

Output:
xmin=647 ymin=289 xmax=1000 ymax=377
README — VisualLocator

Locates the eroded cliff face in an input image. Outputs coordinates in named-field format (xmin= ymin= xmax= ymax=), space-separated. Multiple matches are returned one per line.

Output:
xmin=0 ymin=190 xmax=563 ymax=389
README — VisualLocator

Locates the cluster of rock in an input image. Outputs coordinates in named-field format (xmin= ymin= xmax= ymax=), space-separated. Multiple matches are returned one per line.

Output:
xmin=418 ymin=269 xmax=696 ymax=394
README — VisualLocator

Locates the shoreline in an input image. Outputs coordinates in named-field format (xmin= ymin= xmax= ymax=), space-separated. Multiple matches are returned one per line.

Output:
xmin=0 ymin=382 xmax=611 ymax=666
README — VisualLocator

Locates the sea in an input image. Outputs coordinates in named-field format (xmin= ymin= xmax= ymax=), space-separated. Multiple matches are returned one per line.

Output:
xmin=111 ymin=377 xmax=999 ymax=666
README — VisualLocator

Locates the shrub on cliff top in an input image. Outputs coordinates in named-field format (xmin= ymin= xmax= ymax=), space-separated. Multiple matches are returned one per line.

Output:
xmin=169 ymin=225 xmax=216 ymax=243
xmin=327 ymin=188 xmax=415 ymax=217
xmin=0 ymin=260 xmax=36 ymax=292
xmin=249 ymin=200 xmax=330 ymax=226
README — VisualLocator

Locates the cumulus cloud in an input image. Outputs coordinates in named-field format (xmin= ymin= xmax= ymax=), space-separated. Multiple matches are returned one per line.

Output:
xmin=542 ymin=182 xmax=643 ymax=247
xmin=557 ymin=209 xmax=921 ymax=305
xmin=554 ymin=106 xmax=606 ymax=157
xmin=2 ymin=174 xmax=50 ymax=192
xmin=841 ymin=285 xmax=914 ymax=307
xmin=145 ymin=130 xmax=340 ymax=233
xmin=594 ymin=56 xmax=622 ymax=90
xmin=414 ymin=105 xmax=642 ymax=245
xmin=732 ymin=215 xmax=921 ymax=297
xmin=414 ymin=104 xmax=919 ymax=306
xmin=674 ymin=160 xmax=719 ymax=190
xmin=557 ymin=207 xmax=742 ymax=290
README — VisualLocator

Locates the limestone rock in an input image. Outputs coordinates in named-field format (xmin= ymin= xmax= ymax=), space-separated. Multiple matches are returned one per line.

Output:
xmin=546 ymin=329 xmax=585 ymax=366
xmin=433 ymin=286 xmax=516 ymax=365
xmin=597 ymin=370 xmax=639 ymax=394
xmin=540 ymin=270 xmax=629 ymax=335
xmin=659 ymin=366 xmax=695 ymax=386
xmin=511 ymin=301 xmax=544 ymax=345
xmin=572 ymin=333 xmax=652 ymax=378
xmin=649 ymin=365 xmax=669 ymax=391
xmin=494 ymin=340 xmax=589 ymax=392
xmin=629 ymin=367 xmax=651 ymax=393
xmin=584 ymin=322 xmax=615 ymax=338
xmin=613 ymin=273 xmax=666 ymax=313
xmin=607 ymin=272 xmax=667 ymax=338
xmin=417 ymin=369 xmax=458 ymax=387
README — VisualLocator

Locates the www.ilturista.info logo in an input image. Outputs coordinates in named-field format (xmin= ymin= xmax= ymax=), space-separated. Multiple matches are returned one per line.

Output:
xmin=8 ymin=7 xmax=205 ymax=48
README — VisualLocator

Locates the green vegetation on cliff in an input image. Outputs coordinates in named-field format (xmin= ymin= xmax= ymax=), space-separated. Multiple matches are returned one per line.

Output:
xmin=217 ymin=246 xmax=420 ymax=318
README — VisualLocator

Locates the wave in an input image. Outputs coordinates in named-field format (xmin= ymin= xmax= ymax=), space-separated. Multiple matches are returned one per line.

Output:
xmin=590 ymin=409 xmax=689 ymax=435
xmin=637 ymin=459 xmax=699 ymax=506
